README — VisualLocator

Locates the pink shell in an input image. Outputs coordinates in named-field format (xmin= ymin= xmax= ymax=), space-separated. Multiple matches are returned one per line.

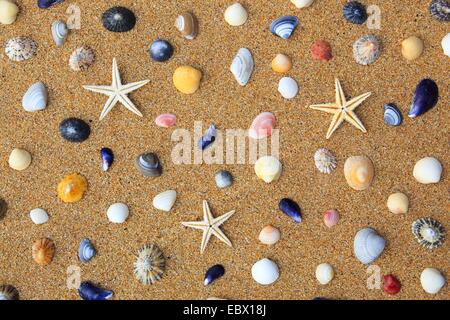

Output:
xmin=248 ymin=112 xmax=276 ymax=139
xmin=323 ymin=209 xmax=339 ymax=228
xmin=155 ymin=114 xmax=176 ymax=128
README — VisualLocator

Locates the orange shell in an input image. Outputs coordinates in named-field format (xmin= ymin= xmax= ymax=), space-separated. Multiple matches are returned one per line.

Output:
xmin=32 ymin=238 xmax=55 ymax=266
xmin=344 ymin=156 xmax=374 ymax=191
xmin=311 ymin=40 xmax=333 ymax=62
xmin=271 ymin=54 xmax=292 ymax=73
xmin=57 ymin=173 xmax=88 ymax=203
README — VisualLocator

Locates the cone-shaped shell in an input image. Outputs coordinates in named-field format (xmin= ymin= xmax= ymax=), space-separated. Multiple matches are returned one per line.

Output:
xmin=175 ymin=12 xmax=198 ymax=40
xmin=344 ymin=156 xmax=374 ymax=191
xmin=354 ymin=228 xmax=385 ymax=264
xmin=152 ymin=190 xmax=177 ymax=212
xmin=353 ymin=35 xmax=381 ymax=65
xmin=0 ymin=0 xmax=19 ymax=24
xmin=254 ymin=156 xmax=282 ymax=183
xmin=314 ymin=148 xmax=337 ymax=174
xmin=32 ymin=238 xmax=55 ymax=266
xmin=5 ymin=37 xmax=37 ymax=62
xmin=51 ymin=20 xmax=69 ymax=47
xmin=57 ymin=173 xmax=88 ymax=203
xmin=230 ymin=48 xmax=254 ymax=86
xmin=22 ymin=82 xmax=47 ymax=112
xmin=248 ymin=112 xmax=276 ymax=139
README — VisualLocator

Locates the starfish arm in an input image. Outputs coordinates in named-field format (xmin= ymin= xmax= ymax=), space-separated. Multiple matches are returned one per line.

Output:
xmin=326 ymin=110 xmax=345 ymax=139
xmin=203 ymin=200 xmax=213 ymax=225
xmin=120 ymin=80 xmax=150 ymax=95
xmin=200 ymin=227 xmax=213 ymax=254
xmin=181 ymin=221 xmax=209 ymax=230
xmin=346 ymin=92 xmax=372 ymax=111
xmin=308 ymin=103 xmax=340 ymax=114
xmin=335 ymin=79 xmax=346 ymax=107
xmin=211 ymin=227 xmax=233 ymax=247
xmin=112 ymin=58 xmax=122 ymax=88
xmin=117 ymin=94 xmax=143 ymax=117
xmin=83 ymin=85 xmax=115 ymax=96
xmin=99 ymin=95 xmax=119 ymax=121
xmin=212 ymin=210 xmax=235 ymax=227
xmin=345 ymin=110 xmax=367 ymax=133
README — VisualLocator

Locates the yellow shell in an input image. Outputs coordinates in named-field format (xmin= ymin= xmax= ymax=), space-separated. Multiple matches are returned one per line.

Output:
xmin=401 ymin=36 xmax=423 ymax=61
xmin=57 ymin=173 xmax=88 ymax=203
xmin=271 ymin=54 xmax=292 ymax=73
xmin=32 ymin=238 xmax=55 ymax=266
xmin=387 ymin=192 xmax=409 ymax=214
xmin=173 ymin=66 xmax=202 ymax=94
xmin=0 ymin=0 xmax=19 ymax=25
xmin=254 ymin=156 xmax=282 ymax=183
xmin=343 ymin=156 xmax=374 ymax=191
xmin=8 ymin=148 xmax=32 ymax=171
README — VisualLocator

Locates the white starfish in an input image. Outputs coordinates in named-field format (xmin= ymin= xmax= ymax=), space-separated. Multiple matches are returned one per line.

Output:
xmin=182 ymin=200 xmax=235 ymax=254
xmin=83 ymin=58 xmax=149 ymax=120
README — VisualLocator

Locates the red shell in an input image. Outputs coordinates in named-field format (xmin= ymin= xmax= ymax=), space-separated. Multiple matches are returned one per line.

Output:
xmin=383 ymin=275 xmax=401 ymax=295
xmin=311 ymin=40 xmax=333 ymax=61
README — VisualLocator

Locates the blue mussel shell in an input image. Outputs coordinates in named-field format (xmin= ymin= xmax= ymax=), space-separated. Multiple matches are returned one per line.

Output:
xmin=78 ymin=282 xmax=113 ymax=300
xmin=101 ymin=147 xmax=114 ymax=172
xmin=408 ymin=79 xmax=439 ymax=118
xmin=279 ymin=198 xmax=302 ymax=223
xmin=198 ymin=124 xmax=217 ymax=150
xmin=204 ymin=264 xmax=225 ymax=286
xmin=38 ymin=0 xmax=64 ymax=9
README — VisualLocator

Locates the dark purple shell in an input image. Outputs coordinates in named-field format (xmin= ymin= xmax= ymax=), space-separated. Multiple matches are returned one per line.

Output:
xmin=38 ymin=0 xmax=64 ymax=9
xmin=279 ymin=198 xmax=302 ymax=223
xmin=204 ymin=264 xmax=225 ymax=286
xmin=408 ymin=79 xmax=439 ymax=118
xmin=78 ymin=282 xmax=113 ymax=300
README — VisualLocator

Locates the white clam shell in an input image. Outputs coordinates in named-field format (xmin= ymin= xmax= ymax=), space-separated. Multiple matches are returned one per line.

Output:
xmin=386 ymin=192 xmax=409 ymax=214
xmin=413 ymin=157 xmax=442 ymax=184
xmin=8 ymin=148 xmax=32 ymax=171
xmin=420 ymin=268 xmax=445 ymax=294
xmin=354 ymin=227 xmax=386 ymax=264
xmin=442 ymin=33 xmax=450 ymax=58
xmin=22 ymin=82 xmax=47 ymax=112
xmin=258 ymin=225 xmax=281 ymax=245
xmin=278 ymin=77 xmax=298 ymax=99
xmin=254 ymin=156 xmax=282 ymax=183
xmin=251 ymin=258 xmax=279 ymax=285
xmin=29 ymin=208 xmax=49 ymax=225
xmin=315 ymin=263 xmax=334 ymax=285
xmin=290 ymin=0 xmax=314 ymax=8
xmin=224 ymin=3 xmax=248 ymax=26
xmin=230 ymin=48 xmax=254 ymax=86
xmin=107 ymin=203 xmax=129 ymax=223
xmin=51 ymin=20 xmax=69 ymax=47
xmin=152 ymin=190 xmax=177 ymax=212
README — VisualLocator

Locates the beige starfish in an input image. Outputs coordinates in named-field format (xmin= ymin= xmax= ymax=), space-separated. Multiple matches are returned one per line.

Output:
xmin=308 ymin=78 xmax=371 ymax=139
xmin=83 ymin=58 xmax=149 ymax=120
xmin=181 ymin=200 xmax=235 ymax=254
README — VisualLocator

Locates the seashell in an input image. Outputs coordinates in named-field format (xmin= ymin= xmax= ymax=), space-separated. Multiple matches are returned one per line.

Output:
xmin=353 ymin=35 xmax=381 ymax=65
xmin=251 ymin=258 xmax=279 ymax=285
xmin=22 ymin=82 xmax=47 ymax=112
xmin=323 ymin=209 xmax=339 ymax=228
xmin=100 ymin=147 xmax=114 ymax=172
xmin=442 ymin=33 xmax=450 ymax=57
xmin=149 ymin=39 xmax=174 ymax=62
xmin=0 ymin=198 xmax=7 ymax=221
xmin=258 ymin=225 xmax=281 ymax=245
xmin=38 ymin=0 xmax=64 ymax=9
xmin=69 ymin=46 xmax=95 ymax=71
xmin=198 ymin=124 xmax=217 ymax=150
xmin=175 ymin=12 xmax=198 ymax=40
xmin=32 ymin=238 xmax=55 ymax=266
xmin=429 ymin=0 xmax=450 ymax=22
xmin=386 ymin=192 xmax=408 ymax=214
xmin=215 ymin=170 xmax=233 ymax=188
xmin=278 ymin=76 xmax=298 ymax=99
xmin=57 ymin=173 xmax=88 ymax=203
xmin=343 ymin=1 xmax=367 ymax=24
xmin=290 ymin=0 xmax=314 ymax=8
xmin=78 ymin=282 xmax=113 ymax=300
xmin=173 ymin=65 xmax=202 ymax=94
xmin=401 ymin=36 xmax=423 ymax=61
xmin=107 ymin=203 xmax=129 ymax=224
xmin=383 ymin=275 xmax=401 ymax=295
xmin=254 ymin=156 xmax=282 ymax=183
xmin=413 ymin=157 xmax=442 ymax=184
xmin=314 ymin=148 xmax=337 ymax=174
xmin=230 ymin=48 xmax=254 ymax=86
xmin=135 ymin=152 xmax=162 ymax=177
xmin=204 ymin=264 xmax=225 ymax=286
xmin=0 ymin=284 xmax=19 ymax=300
xmin=155 ymin=113 xmax=176 ymax=128
xmin=344 ymin=155 xmax=374 ymax=191
xmin=134 ymin=244 xmax=165 ymax=285
xmin=102 ymin=6 xmax=136 ymax=32
xmin=59 ymin=117 xmax=91 ymax=142
xmin=78 ymin=238 xmax=96 ymax=263
xmin=0 ymin=0 xmax=19 ymax=24
xmin=412 ymin=217 xmax=445 ymax=250
xmin=383 ymin=103 xmax=402 ymax=126
xmin=408 ymin=78 xmax=439 ymax=118
xmin=420 ymin=268 xmax=445 ymax=294
xmin=311 ymin=40 xmax=333 ymax=61
xmin=224 ymin=3 xmax=248 ymax=26
xmin=279 ymin=198 xmax=302 ymax=223
xmin=354 ymin=227 xmax=386 ymax=264
xmin=315 ymin=263 xmax=334 ymax=285
xmin=8 ymin=148 xmax=31 ymax=171
xmin=5 ymin=37 xmax=37 ymax=62
xmin=51 ymin=20 xmax=68 ymax=47
xmin=29 ymin=208 xmax=49 ymax=225
xmin=152 ymin=190 xmax=177 ymax=212
xmin=271 ymin=53 xmax=292 ymax=73
xmin=270 ymin=16 xmax=299 ymax=39
xmin=248 ymin=112 xmax=276 ymax=140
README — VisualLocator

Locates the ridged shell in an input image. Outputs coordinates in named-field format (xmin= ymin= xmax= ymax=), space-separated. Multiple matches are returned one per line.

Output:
xmin=5 ymin=37 xmax=37 ymax=62
xmin=354 ymin=228 xmax=385 ymax=264
xmin=38 ymin=0 xmax=64 ymax=9
xmin=152 ymin=190 xmax=177 ymax=212
xmin=51 ymin=20 xmax=68 ymax=47
xmin=353 ymin=35 xmax=381 ymax=65
xmin=344 ymin=155 xmax=374 ymax=191
xmin=408 ymin=79 xmax=439 ymax=118
xmin=102 ymin=6 xmax=136 ymax=32
xmin=311 ymin=40 xmax=333 ymax=61
xmin=249 ymin=112 xmax=276 ymax=139
xmin=155 ymin=113 xmax=176 ymax=128
xmin=314 ymin=148 xmax=337 ymax=174
xmin=32 ymin=238 xmax=55 ymax=266
xmin=230 ymin=48 xmax=254 ymax=86
xmin=0 ymin=285 xmax=19 ymax=300
xmin=254 ymin=156 xmax=282 ymax=183
xmin=198 ymin=124 xmax=217 ymax=150
xmin=429 ymin=0 xmax=450 ymax=22
xmin=412 ymin=218 xmax=445 ymax=250
xmin=175 ymin=12 xmax=198 ymax=40
xmin=57 ymin=173 xmax=88 ymax=203
xmin=343 ymin=1 xmax=368 ymax=24
xmin=78 ymin=238 xmax=96 ymax=263
xmin=384 ymin=103 xmax=402 ymax=126
xmin=78 ymin=282 xmax=113 ymax=300
xmin=204 ymin=264 xmax=225 ymax=286
xmin=69 ymin=46 xmax=95 ymax=71
xmin=383 ymin=275 xmax=401 ymax=295
xmin=270 ymin=16 xmax=299 ymax=39
xmin=134 ymin=244 xmax=165 ymax=285
xmin=22 ymin=82 xmax=47 ymax=112
xmin=135 ymin=152 xmax=162 ymax=177
xmin=100 ymin=147 xmax=114 ymax=172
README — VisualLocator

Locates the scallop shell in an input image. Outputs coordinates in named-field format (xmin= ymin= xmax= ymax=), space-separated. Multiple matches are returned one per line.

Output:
xmin=69 ymin=46 xmax=95 ymax=71
xmin=78 ymin=238 xmax=96 ymax=263
xmin=314 ymin=148 xmax=337 ymax=174
xmin=429 ymin=0 xmax=450 ymax=22
xmin=135 ymin=153 xmax=162 ymax=177
xmin=51 ymin=20 xmax=68 ymax=47
xmin=254 ymin=156 xmax=282 ymax=183
xmin=22 ymin=82 xmax=47 ymax=112
xmin=383 ymin=103 xmax=402 ymax=126
xmin=354 ymin=228 xmax=386 ymax=264
xmin=32 ymin=238 xmax=55 ymax=266
xmin=353 ymin=35 xmax=381 ymax=65
xmin=249 ymin=112 xmax=276 ymax=139
xmin=230 ymin=48 xmax=254 ymax=86
xmin=102 ymin=6 xmax=136 ymax=32
xmin=152 ymin=190 xmax=177 ymax=212
xmin=270 ymin=16 xmax=299 ymax=39
xmin=0 ymin=285 xmax=19 ymax=300
xmin=5 ymin=37 xmax=37 ymax=62
xmin=412 ymin=218 xmax=445 ymax=250
xmin=344 ymin=155 xmax=374 ymax=191
xmin=224 ymin=3 xmax=248 ymax=26
xmin=134 ymin=244 xmax=165 ymax=285
xmin=29 ymin=208 xmax=49 ymax=225
xmin=175 ymin=12 xmax=198 ymax=40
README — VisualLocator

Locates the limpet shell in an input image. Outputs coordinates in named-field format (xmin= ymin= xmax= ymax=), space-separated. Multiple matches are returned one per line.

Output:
xmin=135 ymin=152 xmax=162 ymax=177
xmin=413 ymin=157 xmax=442 ymax=184
xmin=344 ymin=155 xmax=374 ymax=191
xmin=314 ymin=148 xmax=337 ymax=174
xmin=254 ymin=156 xmax=282 ymax=183
xmin=152 ymin=190 xmax=177 ymax=212
xmin=316 ymin=263 xmax=334 ymax=285
xmin=412 ymin=217 xmax=445 ymax=250
xmin=57 ymin=173 xmax=88 ymax=203
xmin=8 ymin=148 xmax=32 ymax=171
xmin=270 ymin=16 xmax=299 ymax=39
xmin=0 ymin=0 xmax=19 ymax=24
xmin=173 ymin=65 xmax=202 ymax=94
xmin=354 ymin=227 xmax=385 ymax=264
xmin=29 ymin=208 xmax=49 ymax=225
xmin=134 ymin=244 xmax=165 ymax=285
xmin=230 ymin=48 xmax=254 ymax=86
xmin=386 ymin=192 xmax=408 ymax=214
xmin=343 ymin=1 xmax=367 ymax=25
xmin=224 ymin=3 xmax=248 ymax=26
xmin=51 ymin=20 xmax=68 ymax=47
xmin=271 ymin=53 xmax=292 ymax=73
xmin=155 ymin=113 xmax=176 ymax=128
xmin=251 ymin=258 xmax=279 ymax=285
xmin=69 ymin=46 xmax=95 ymax=71
xmin=290 ymin=0 xmax=314 ymax=8
xmin=5 ymin=37 xmax=37 ymax=62
xmin=102 ymin=6 xmax=136 ymax=32
xmin=107 ymin=203 xmax=129 ymax=224
xmin=248 ymin=112 xmax=276 ymax=140
xmin=0 ymin=285 xmax=19 ymax=300
xmin=258 ymin=225 xmax=281 ymax=245
xmin=175 ymin=12 xmax=198 ymax=40
xmin=401 ymin=36 xmax=423 ymax=61
xmin=420 ymin=268 xmax=446 ymax=294
xmin=22 ymin=82 xmax=47 ymax=112
xmin=32 ymin=238 xmax=55 ymax=266
xmin=353 ymin=35 xmax=381 ymax=65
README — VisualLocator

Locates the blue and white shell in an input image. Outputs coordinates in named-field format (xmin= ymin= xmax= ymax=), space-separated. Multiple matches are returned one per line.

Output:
xmin=101 ymin=147 xmax=114 ymax=172
xmin=279 ymin=198 xmax=302 ymax=223
xmin=78 ymin=282 xmax=113 ymax=300
xmin=198 ymin=124 xmax=217 ymax=150
xmin=383 ymin=104 xmax=403 ymax=126
xmin=78 ymin=238 xmax=96 ymax=263
xmin=204 ymin=264 xmax=225 ymax=286
xmin=270 ymin=16 xmax=299 ymax=39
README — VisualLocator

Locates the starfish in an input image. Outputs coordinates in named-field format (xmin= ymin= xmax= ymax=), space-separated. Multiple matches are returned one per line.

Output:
xmin=308 ymin=78 xmax=371 ymax=139
xmin=83 ymin=58 xmax=149 ymax=120
xmin=181 ymin=200 xmax=235 ymax=254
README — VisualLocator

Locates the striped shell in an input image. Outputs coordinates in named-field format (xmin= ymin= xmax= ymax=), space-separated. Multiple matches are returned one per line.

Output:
xmin=51 ymin=20 xmax=69 ymax=47
xmin=69 ymin=46 xmax=95 ymax=71
xmin=5 ymin=37 xmax=37 ymax=62
xmin=384 ymin=104 xmax=403 ymax=126
xmin=134 ymin=244 xmax=165 ymax=285
xmin=22 ymin=82 xmax=48 ymax=112
xmin=230 ymin=48 xmax=254 ymax=86
xmin=412 ymin=217 xmax=445 ymax=250
xmin=354 ymin=228 xmax=386 ymax=264
xmin=175 ymin=12 xmax=198 ymax=40
xmin=78 ymin=238 xmax=96 ymax=263
xmin=314 ymin=148 xmax=337 ymax=174
xmin=353 ymin=35 xmax=381 ymax=65
xmin=32 ymin=238 xmax=55 ymax=266
xmin=0 ymin=285 xmax=19 ymax=300
xmin=270 ymin=16 xmax=299 ymax=39
xmin=429 ymin=0 xmax=450 ymax=22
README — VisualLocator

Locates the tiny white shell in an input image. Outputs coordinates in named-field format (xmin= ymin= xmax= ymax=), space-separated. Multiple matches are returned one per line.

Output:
xmin=420 ymin=268 xmax=445 ymax=294
xmin=441 ymin=33 xmax=450 ymax=57
xmin=278 ymin=77 xmax=298 ymax=99
xmin=258 ymin=225 xmax=281 ymax=245
xmin=315 ymin=263 xmax=334 ymax=285
xmin=251 ymin=258 xmax=279 ymax=285
xmin=29 ymin=208 xmax=49 ymax=225
xmin=107 ymin=203 xmax=129 ymax=223
xmin=230 ymin=48 xmax=254 ymax=86
xmin=413 ymin=157 xmax=442 ymax=184
xmin=224 ymin=3 xmax=248 ymax=26
xmin=22 ymin=82 xmax=47 ymax=112
xmin=51 ymin=20 xmax=69 ymax=47
xmin=152 ymin=190 xmax=177 ymax=212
